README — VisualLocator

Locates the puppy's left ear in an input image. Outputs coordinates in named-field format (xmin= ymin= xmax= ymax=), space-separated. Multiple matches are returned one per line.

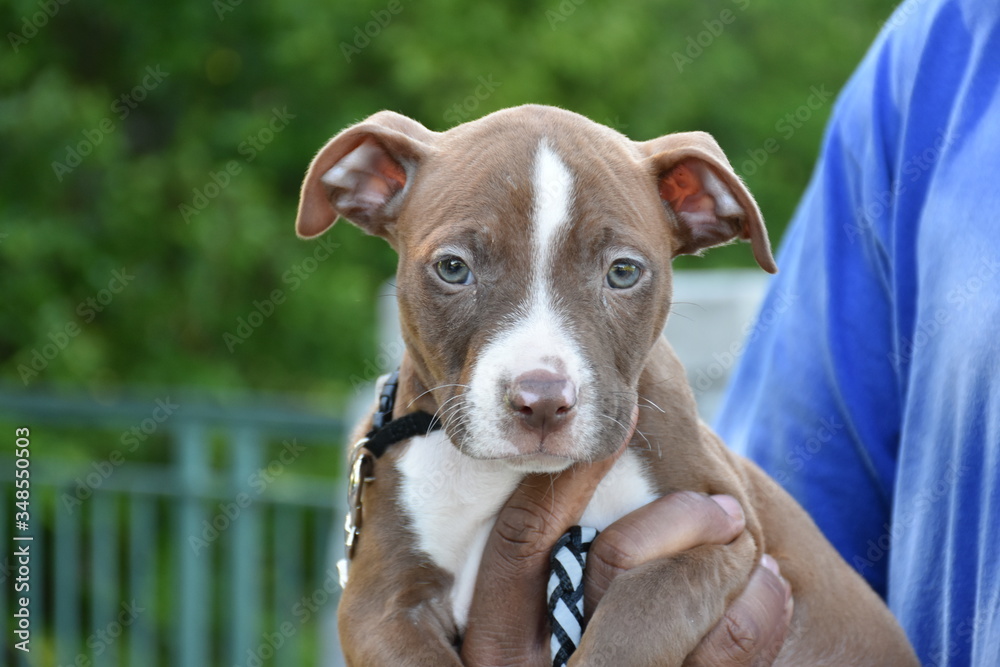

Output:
xmin=296 ymin=111 xmax=437 ymax=244
xmin=639 ymin=132 xmax=777 ymax=273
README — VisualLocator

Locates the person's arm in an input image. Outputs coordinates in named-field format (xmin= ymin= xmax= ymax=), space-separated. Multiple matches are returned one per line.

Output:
xmin=713 ymin=26 xmax=906 ymax=599
xmin=460 ymin=458 xmax=792 ymax=666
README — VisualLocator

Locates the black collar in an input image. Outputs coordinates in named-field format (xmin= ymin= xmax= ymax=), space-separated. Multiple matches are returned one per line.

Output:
xmin=340 ymin=369 xmax=443 ymax=576
xmin=363 ymin=370 xmax=442 ymax=457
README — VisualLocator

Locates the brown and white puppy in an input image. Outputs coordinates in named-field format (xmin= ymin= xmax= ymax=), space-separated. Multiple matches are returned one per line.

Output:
xmin=296 ymin=105 xmax=917 ymax=666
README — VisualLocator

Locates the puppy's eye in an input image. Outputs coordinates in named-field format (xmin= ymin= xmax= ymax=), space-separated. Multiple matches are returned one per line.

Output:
xmin=607 ymin=260 xmax=642 ymax=289
xmin=435 ymin=257 xmax=473 ymax=285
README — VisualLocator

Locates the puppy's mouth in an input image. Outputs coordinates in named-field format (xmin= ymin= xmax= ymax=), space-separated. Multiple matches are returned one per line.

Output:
xmin=500 ymin=406 xmax=637 ymax=472
xmin=444 ymin=400 xmax=639 ymax=473
xmin=500 ymin=453 xmax=576 ymax=473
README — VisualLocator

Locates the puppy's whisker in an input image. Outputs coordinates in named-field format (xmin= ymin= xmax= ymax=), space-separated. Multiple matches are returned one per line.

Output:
xmin=439 ymin=406 xmax=467 ymax=428
xmin=638 ymin=396 xmax=666 ymax=414
xmin=434 ymin=398 xmax=468 ymax=427
xmin=432 ymin=393 xmax=466 ymax=415
xmin=601 ymin=414 xmax=636 ymax=446
xmin=634 ymin=428 xmax=654 ymax=453
xmin=407 ymin=383 xmax=470 ymax=410
xmin=669 ymin=300 xmax=706 ymax=312
xmin=546 ymin=473 xmax=560 ymax=518
xmin=446 ymin=404 xmax=471 ymax=427
xmin=429 ymin=401 xmax=462 ymax=425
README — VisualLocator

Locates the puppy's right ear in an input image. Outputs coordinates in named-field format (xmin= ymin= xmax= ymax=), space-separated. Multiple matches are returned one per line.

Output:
xmin=295 ymin=111 xmax=436 ymax=242
xmin=638 ymin=131 xmax=777 ymax=274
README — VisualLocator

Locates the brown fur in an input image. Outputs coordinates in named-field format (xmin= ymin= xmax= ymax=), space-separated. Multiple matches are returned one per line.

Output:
xmin=297 ymin=105 xmax=917 ymax=665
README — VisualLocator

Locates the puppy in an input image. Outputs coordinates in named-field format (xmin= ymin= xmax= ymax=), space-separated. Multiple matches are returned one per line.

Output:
xmin=295 ymin=105 xmax=918 ymax=666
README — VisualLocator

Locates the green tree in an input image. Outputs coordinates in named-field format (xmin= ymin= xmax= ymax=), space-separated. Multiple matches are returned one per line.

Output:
xmin=1 ymin=0 xmax=898 ymax=400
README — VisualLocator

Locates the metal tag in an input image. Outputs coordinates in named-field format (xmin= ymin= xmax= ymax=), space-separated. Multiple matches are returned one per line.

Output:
xmin=341 ymin=437 xmax=375 ymax=587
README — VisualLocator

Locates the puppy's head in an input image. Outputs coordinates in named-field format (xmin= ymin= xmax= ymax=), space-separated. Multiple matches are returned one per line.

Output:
xmin=296 ymin=105 xmax=774 ymax=472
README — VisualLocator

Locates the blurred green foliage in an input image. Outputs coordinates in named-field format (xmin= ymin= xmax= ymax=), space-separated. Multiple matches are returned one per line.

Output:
xmin=1 ymin=0 xmax=897 ymax=401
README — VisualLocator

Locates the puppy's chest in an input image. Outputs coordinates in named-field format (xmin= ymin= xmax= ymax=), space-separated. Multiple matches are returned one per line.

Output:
xmin=395 ymin=431 xmax=657 ymax=630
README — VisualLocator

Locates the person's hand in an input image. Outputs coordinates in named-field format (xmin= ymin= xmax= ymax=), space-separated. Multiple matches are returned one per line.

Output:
xmin=584 ymin=492 xmax=794 ymax=666
xmin=685 ymin=554 xmax=793 ymax=666
xmin=460 ymin=457 xmax=793 ymax=666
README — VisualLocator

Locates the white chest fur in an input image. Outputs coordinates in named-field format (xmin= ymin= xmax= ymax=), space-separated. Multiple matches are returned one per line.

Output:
xmin=397 ymin=431 xmax=658 ymax=630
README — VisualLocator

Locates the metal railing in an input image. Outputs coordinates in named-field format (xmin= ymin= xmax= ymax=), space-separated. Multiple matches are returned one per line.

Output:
xmin=1 ymin=388 xmax=349 ymax=667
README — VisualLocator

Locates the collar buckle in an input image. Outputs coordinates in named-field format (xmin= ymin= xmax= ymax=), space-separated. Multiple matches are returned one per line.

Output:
xmin=339 ymin=436 xmax=376 ymax=587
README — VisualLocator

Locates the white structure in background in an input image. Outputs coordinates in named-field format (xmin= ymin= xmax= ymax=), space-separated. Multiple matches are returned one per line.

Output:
xmin=664 ymin=270 xmax=771 ymax=422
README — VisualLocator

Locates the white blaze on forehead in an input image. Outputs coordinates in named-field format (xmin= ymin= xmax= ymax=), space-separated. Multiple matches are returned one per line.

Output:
xmin=532 ymin=141 xmax=575 ymax=271
xmin=463 ymin=139 xmax=597 ymax=460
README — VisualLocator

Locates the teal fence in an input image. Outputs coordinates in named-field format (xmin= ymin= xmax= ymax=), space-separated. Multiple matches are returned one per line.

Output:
xmin=1 ymin=388 xmax=349 ymax=667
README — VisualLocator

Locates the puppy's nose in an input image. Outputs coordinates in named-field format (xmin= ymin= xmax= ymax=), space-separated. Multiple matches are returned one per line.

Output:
xmin=507 ymin=370 xmax=576 ymax=436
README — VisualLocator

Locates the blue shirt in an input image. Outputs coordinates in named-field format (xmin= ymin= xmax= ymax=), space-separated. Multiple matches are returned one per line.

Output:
xmin=715 ymin=1 xmax=1000 ymax=665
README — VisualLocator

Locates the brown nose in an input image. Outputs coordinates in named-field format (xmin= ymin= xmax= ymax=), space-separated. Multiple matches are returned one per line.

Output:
xmin=507 ymin=370 xmax=577 ymax=436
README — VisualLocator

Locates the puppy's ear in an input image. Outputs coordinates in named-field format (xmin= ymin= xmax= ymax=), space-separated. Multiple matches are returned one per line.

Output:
xmin=296 ymin=111 xmax=437 ymax=242
xmin=639 ymin=132 xmax=777 ymax=273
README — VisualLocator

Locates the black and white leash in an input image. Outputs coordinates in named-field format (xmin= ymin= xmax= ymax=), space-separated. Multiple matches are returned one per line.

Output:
xmin=548 ymin=526 xmax=598 ymax=666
